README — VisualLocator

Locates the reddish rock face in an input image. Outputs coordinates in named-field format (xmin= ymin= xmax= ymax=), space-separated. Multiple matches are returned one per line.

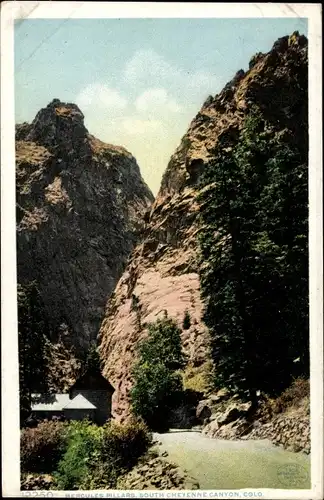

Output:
xmin=16 ymin=99 xmax=154 ymax=354
xmin=98 ymin=32 xmax=308 ymax=420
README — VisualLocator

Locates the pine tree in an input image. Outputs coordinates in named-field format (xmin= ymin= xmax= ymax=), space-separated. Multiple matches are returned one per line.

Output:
xmin=182 ymin=310 xmax=191 ymax=330
xmin=18 ymin=282 xmax=49 ymax=421
xmin=197 ymin=107 xmax=309 ymax=402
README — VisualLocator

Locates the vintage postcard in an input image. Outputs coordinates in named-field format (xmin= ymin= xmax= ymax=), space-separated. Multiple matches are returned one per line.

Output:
xmin=1 ymin=2 xmax=323 ymax=499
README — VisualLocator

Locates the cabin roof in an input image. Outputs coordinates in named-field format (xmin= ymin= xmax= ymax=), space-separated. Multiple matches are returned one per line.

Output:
xmin=31 ymin=393 xmax=70 ymax=411
xmin=63 ymin=394 xmax=97 ymax=410
xmin=69 ymin=368 xmax=115 ymax=393
xmin=31 ymin=393 xmax=97 ymax=411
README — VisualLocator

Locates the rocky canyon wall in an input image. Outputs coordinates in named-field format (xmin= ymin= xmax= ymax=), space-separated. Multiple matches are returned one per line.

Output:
xmin=16 ymin=99 xmax=154 ymax=355
xmin=99 ymin=32 xmax=308 ymax=420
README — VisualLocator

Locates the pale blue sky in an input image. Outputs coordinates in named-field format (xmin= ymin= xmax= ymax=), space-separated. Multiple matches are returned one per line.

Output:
xmin=15 ymin=18 xmax=307 ymax=194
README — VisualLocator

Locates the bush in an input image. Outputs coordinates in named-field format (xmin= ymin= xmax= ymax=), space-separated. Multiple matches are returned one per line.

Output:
xmin=54 ymin=420 xmax=104 ymax=490
xmin=131 ymin=362 xmax=182 ymax=431
xmin=81 ymin=417 xmax=152 ymax=489
xmin=182 ymin=360 xmax=214 ymax=394
xmin=102 ymin=417 xmax=152 ymax=468
xmin=130 ymin=316 xmax=187 ymax=431
xmin=137 ymin=316 xmax=187 ymax=370
xmin=273 ymin=377 xmax=310 ymax=413
xmin=21 ymin=420 xmax=67 ymax=473
xmin=55 ymin=418 xmax=152 ymax=490
xmin=79 ymin=461 xmax=119 ymax=490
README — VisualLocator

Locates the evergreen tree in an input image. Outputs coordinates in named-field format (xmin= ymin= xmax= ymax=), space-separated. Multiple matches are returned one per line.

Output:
xmin=18 ymin=282 xmax=49 ymax=421
xmin=197 ymin=107 xmax=309 ymax=402
xmin=182 ymin=310 xmax=191 ymax=330
xmin=131 ymin=361 xmax=182 ymax=431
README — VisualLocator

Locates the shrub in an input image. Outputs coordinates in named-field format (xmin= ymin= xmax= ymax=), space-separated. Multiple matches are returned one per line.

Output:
xmin=182 ymin=360 xmax=214 ymax=394
xmin=55 ymin=418 xmax=152 ymax=490
xmin=130 ymin=316 xmax=187 ymax=431
xmin=54 ymin=420 xmax=104 ymax=490
xmin=182 ymin=310 xmax=191 ymax=330
xmin=21 ymin=420 xmax=67 ymax=473
xmin=81 ymin=417 xmax=152 ymax=489
xmin=273 ymin=377 xmax=310 ymax=414
xmin=137 ymin=316 xmax=187 ymax=370
xmin=102 ymin=417 xmax=152 ymax=467
xmin=131 ymin=362 xmax=182 ymax=431
xmin=79 ymin=461 xmax=119 ymax=490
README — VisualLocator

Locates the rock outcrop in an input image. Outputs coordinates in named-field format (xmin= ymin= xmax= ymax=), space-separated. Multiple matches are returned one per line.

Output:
xmin=203 ymin=400 xmax=310 ymax=455
xmin=201 ymin=382 xmax=310 ymax=455
xmin=16 ymin=99 xmax=154 ymax=353
xmin=99 ymin=32 xmax=308 ymax=420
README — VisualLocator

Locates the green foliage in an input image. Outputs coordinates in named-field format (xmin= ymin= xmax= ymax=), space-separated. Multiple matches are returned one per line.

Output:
xmin=137 ymin=316 xmax=187 ymax=370
xmin=182 ymin=310 xmax=191 ymax=330
xmin=54 ymin=418 xmax=151 ymax=490
xmin=80 ymin=418 xmax=151 ymax=489
xmin=131 ymin=362 xmax=183 ymax=430
xmin=18 ymin=282 xmax=50 ymax=421
xmin=54 ymin=420 xmax=104 ymax=490
xmin=197 ymin=107 xmax=309 ymax=402
xmin=182 ymin=360 xmax=214 ymax=394
xmin=20 ymin=420 xmax=68 ymax=473
xmin=130 ymin=316 xmax=187 ymax=430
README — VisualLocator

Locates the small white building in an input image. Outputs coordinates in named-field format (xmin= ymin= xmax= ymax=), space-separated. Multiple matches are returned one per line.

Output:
xmin=31 ymin=368 xmax=114 ymax=425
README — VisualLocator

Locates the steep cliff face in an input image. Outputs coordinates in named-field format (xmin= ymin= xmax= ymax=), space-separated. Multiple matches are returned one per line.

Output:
xmin=16 ymin=99 xmax=154 ymax=353
xmin=99 ymin=32 xmax=308 ymax=420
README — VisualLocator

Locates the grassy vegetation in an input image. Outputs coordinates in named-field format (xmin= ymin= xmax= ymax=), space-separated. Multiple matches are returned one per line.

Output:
xmin=272 ymin=377 xmax=310 ymax=414
xmin=254 ymin=377 xmax=310 ymax=423
xmin=182 ymin=361 xmax=214 ymax=394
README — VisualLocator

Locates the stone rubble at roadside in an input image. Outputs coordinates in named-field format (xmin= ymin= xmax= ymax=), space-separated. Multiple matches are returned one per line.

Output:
xmin=21 ymin=474 xmax=55 ymax=490
xmin=117 ymin=455 xmax=200 ymax=490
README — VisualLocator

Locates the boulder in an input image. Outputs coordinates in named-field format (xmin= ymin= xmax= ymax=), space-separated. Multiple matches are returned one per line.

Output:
xmin=21 ymin=474 xmax=55 ymax=490
xmin=209 ymin=391 xmax=229 ymax=404
xmin=202 ymin=419 xmax=219 ymax=438
xmin=196 ymin=400 xmax=212 ymax=422
xmin=217 ymin=402 xmax=252 ymax=426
